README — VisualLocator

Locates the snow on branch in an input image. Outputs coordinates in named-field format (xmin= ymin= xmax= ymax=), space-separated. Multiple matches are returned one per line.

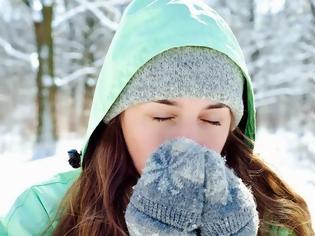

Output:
xmin=55 ymin=67 xmax=97 ymax=86
xmin=75 ymin=0 xmax=119 ymax=31
xmin=255 ymin=87 xmax=311 ymax=102
xmin=0 ymin=37 xmax=31 ymax=62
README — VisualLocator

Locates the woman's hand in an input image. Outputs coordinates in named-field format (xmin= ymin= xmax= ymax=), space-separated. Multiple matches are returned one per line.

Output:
xmin=124 ymin=138 xmax=259 ymax=235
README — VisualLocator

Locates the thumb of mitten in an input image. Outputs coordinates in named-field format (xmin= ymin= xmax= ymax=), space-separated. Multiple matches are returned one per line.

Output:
xmin=201 ymin=151 xmax=259 ymax=235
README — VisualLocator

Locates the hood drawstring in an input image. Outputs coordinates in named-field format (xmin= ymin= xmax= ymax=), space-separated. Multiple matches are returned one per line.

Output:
xmin=67 ymin=149 xmax=81 ymax=168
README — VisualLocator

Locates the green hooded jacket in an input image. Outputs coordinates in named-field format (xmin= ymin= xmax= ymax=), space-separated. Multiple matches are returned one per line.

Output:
xmin=0 ymin=0 xmax=295 ymax=235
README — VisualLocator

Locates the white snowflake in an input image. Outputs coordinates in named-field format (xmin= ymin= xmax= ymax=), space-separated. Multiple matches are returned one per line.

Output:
xmin=141 ymin=138 xmax=205 ymax=195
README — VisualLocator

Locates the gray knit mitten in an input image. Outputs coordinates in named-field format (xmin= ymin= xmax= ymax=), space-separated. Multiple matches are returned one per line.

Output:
xmin=125 ymin=138 xmax=259 ymax=235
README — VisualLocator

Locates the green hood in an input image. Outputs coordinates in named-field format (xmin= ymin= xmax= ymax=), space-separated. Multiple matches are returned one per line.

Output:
xmin=81 ymin=0 xmax=256 ymax=158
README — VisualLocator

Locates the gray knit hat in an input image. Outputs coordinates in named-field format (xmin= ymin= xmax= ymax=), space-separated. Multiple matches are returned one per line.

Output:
xmin=125 ymin=138 xmax=259 ymax=235
xmin=103 ymin=46 xmax=244 ymax=128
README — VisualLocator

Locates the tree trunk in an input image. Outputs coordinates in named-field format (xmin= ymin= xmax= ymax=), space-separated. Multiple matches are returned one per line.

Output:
xmin=33 ymin=3 xmax=57 ymax=159
xmin=310 ymin=0 xmax=315 ymax=23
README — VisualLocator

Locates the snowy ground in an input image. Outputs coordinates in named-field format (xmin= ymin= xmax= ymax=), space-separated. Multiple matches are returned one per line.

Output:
xmin=0 ymin=129 xmax=314 ymax=230
xmin=0 ymin=137 xmax=80 ymax=216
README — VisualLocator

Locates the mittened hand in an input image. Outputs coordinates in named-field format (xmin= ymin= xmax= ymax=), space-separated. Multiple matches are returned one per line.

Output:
xmin=201 ymin=144 xmax=260 ymax=235
xmin=124 ymin=138 xmax=259 ymax=236
xmin=125 ymin=138 xmax=205 ymax=236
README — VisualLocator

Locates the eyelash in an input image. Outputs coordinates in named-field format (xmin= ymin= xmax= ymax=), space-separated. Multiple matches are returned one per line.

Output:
xmin=153 ymin=117 xmax=221 ymax=126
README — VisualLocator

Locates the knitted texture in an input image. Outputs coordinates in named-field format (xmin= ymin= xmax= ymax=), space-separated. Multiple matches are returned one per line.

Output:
xmin=103 ymin=46 xmax=244 ymax=128
xmin=125 ymin=138 xmax=259 ymax=235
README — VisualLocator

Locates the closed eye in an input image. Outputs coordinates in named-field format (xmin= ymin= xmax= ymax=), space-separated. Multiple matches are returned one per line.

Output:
xmin=200 ymin=119 xmax=221 ymax=126
xmin=153 ymin=117 xmax=174 ymax=122
xmin=153 ymin=117 xmax=221 ymax=126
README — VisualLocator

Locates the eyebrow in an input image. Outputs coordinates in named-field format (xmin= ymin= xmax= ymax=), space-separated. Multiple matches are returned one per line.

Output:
xmin=153 ymin=99 xmax=228 ymax=109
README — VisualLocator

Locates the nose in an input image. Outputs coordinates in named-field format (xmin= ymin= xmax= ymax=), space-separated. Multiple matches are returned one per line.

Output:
xmin=170 ymin=120 xmax=204 ymax=146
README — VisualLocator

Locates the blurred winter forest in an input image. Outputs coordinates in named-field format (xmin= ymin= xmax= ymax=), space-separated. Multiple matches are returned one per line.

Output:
xmin=0 ymin=0 xmax=314 ymax=222
xmin=0 ymin=0 xmax=314 ymax=157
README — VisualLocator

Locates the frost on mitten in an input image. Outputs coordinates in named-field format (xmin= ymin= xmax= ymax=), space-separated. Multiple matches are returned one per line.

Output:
xmin=125 ymin=138 xmax=207 ymax=235
xmin=201 ymin=149 xmax=260 ymax=235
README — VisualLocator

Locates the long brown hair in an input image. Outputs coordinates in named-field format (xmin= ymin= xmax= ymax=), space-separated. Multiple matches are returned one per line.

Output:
xmin=48 ymin=116 xmax=314 ymax=236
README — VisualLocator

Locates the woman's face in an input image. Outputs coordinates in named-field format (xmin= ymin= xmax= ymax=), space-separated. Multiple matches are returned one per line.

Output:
xmin=121 ymin=98 xmax=232 ymax=174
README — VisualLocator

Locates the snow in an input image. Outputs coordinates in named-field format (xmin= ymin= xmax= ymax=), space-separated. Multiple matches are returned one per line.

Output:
xmin=257 ymin=0 xmax=285 ymax=15
xmin=0 ymin=138 xmax=81 ymax=216
xmin=31 ymin=0 xmax=43 ymax=23
xmin=0 ymin=129 xmax=314 ymax=231
xmin=255 ymin=128 xmax=315 ymax=228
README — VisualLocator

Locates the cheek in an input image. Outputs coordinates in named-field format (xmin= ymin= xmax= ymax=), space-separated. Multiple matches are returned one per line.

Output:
xmin=122 ymin=119 xmax=164 ymax=174
xmin=206 ymin=118 xmax=231 ymax=153
xmin=203 ymin=128 xmax=229 ymax=154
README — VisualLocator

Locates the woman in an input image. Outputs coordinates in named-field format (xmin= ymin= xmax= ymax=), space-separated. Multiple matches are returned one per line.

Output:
xmin=1 ymin=0 xmax=313 ymax=235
